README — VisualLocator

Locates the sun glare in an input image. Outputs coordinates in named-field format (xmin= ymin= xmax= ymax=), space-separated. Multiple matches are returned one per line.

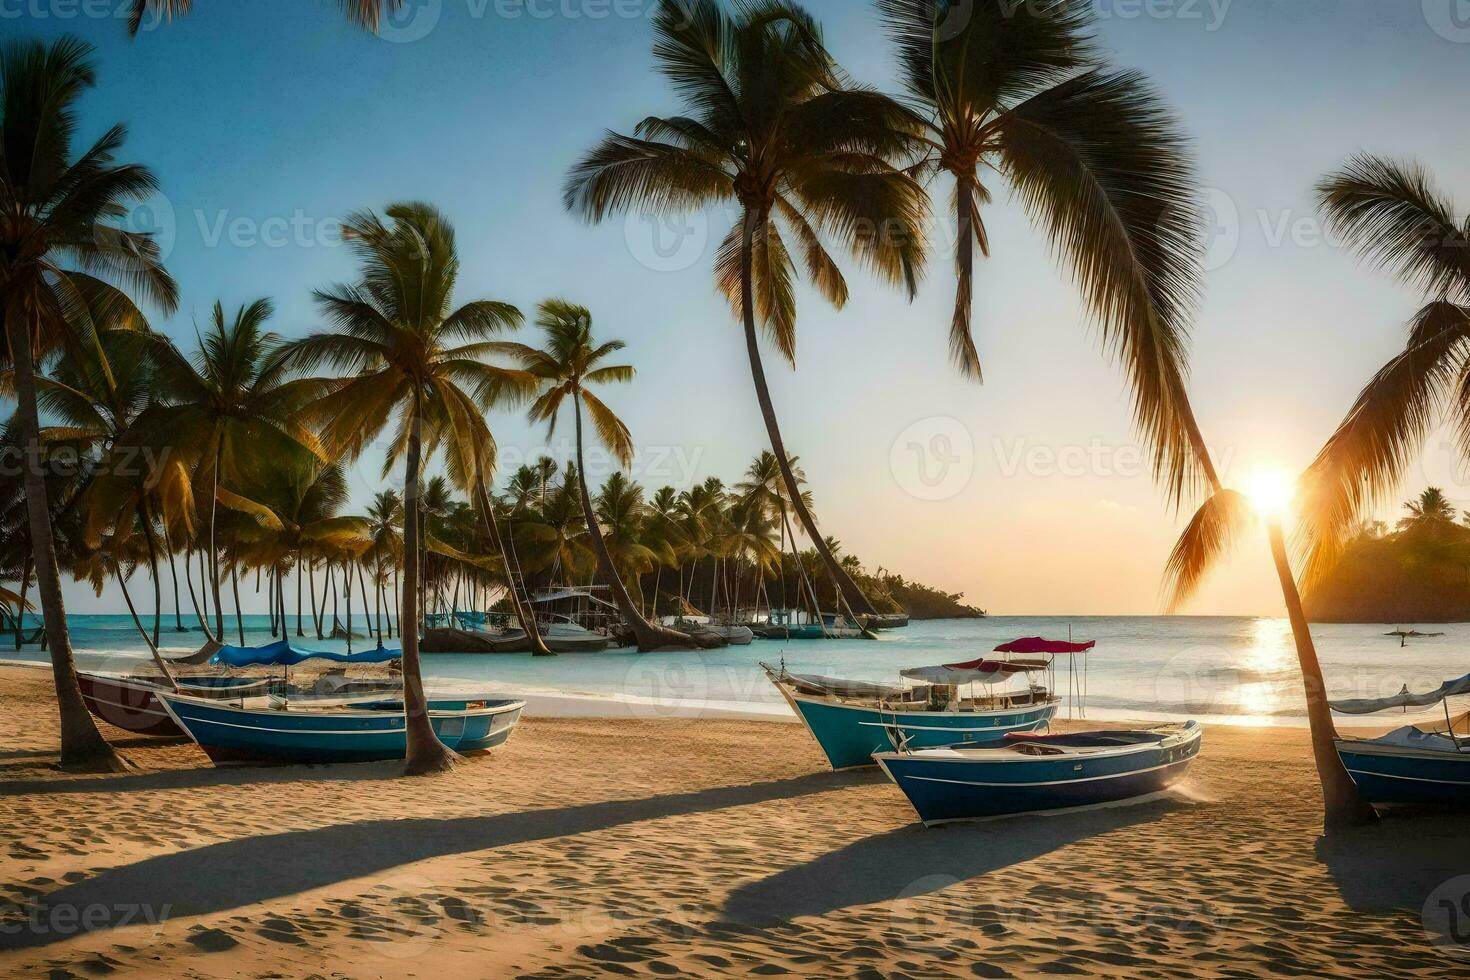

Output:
xmin=1246 ymin=469 xmax=1294 ymax=516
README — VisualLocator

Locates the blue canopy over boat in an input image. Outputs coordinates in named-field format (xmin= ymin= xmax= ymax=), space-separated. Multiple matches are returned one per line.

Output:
xmin=210 ymin=639 xmax=401 ymax=668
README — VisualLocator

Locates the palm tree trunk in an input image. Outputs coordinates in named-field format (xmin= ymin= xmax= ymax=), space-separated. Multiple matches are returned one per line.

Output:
xmin=296 ymin=550 xmax=305 ymax=637
xmin=356 ymin=561 xmax=372 ymax=639
xmin=951 ymin=176 xmax=981 ymax=378
xmin=15 ymin=557 xmax=31 ymax=650
xmin=139 ymin=498 xmax=163 ymax=647
xmin=311 ymin=558 xmax=324 ymax=639
xmin=5 ymin=314 xmax=126 ymax=772
xmin=115 ymin=567 xmax=178 ymax=692
xmin=207 ymin=444 xmax=225 ymax=640
xmin=328 ymin=561 xmax=339 ymax=635
xmin=572 ymin=393 xmax=694 ymax=651
xmin=401 ymin=398 xmax=457 ymax=775
xmin=1266 ymin=520 xmax=1378 ymax=830
xmin=230 ymin=559 xmax=245 ymax=645
xmin=374 ymin=557 xmax=384 ymax=649
xmin=184 ymin=547 xmax=217 ymax=641
xmin=738 ymin=207 xmax=879 ymax=625
xmin=474 ymin=483 xmax=553 ymax=656
xmin=344 ymin=560 xmax=353 ymax=654
xmin=164 ymin=528 xmax=184 ymax=632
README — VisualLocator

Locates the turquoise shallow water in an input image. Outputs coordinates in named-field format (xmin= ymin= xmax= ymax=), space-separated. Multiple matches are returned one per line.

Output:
xmin=4 ymin=614 xmax=1467 ymax=726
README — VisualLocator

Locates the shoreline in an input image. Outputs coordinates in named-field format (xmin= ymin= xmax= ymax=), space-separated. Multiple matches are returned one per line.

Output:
xmin=0 ymin=664 xmax=1459 ymax=977
xmin=0 ymin=657 xmax=1440 ymax=730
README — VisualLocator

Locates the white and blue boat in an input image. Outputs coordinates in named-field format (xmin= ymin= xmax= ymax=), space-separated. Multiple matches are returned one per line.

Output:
xmin=762 ymin=654 xmax=1061 ymax=770
xmin=1331 ymin=671 xmax=1470 ymax=805
xmin=159 ymin=692 xmax=525 ymax=766
xmin=875 ymin=722 xmax=1202 ymax=826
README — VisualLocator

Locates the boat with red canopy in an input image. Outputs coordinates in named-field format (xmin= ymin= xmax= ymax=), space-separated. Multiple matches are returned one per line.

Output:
xmin=761 ymin=637 xmax=1083 ymax=769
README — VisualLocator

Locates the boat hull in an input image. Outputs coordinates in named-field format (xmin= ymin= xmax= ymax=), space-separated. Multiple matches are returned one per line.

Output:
xmin=784 ymin=692 xmax=1059 ymax=770
xmin=1336 ymin=740 xmax=1470 ymax=805
xmin=876 ymin=724 xmax=1202 ymax=825
xmin=750 ymin=624 xmax=827 ymax=640
xmin=160 ymin=694 xmax=525 ymax=765
xmin=77 ymin=673 xmax=272 ymax=736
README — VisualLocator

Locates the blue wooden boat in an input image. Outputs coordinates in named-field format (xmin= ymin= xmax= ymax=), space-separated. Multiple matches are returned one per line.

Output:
xmin=875 ymin=722 xmax=1202 ymax=825
xmin=762 ymin=660 xmax=1060 ymax=770
xmin=159 ymin=692 xmax=525 ymax=765
xmin=1331 ymin=671 xmax=1470 ymax=805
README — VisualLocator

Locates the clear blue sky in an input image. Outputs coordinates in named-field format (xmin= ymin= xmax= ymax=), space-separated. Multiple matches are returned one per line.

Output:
xmin=18 ymin=0 xmax=1470 ymax=615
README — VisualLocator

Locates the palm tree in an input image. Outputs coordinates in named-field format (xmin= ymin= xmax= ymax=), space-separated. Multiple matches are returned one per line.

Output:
xmin=875 ymin=0 xmax=1210 ymax=505
xmin=284 ymin=201 xmax=534 ymax=775
xmin=138 ymin=300 xmax=318 ymax=645
xmin=1398 ymin=487 xmax=1457 ymax=534
xmin=0 ymin=36 xmax=177 ymax=771
xmin=564 ymin=0 xmax=928 ymax=621
xmin=127 ymin=0 xmax=401 ymax=35
xmin=510 ymin=300 xmax=697 ymax=651
xmin=1300 ymin=154 xmax=1470 ymax=581
xmin=365 ymin=490 xmax=403 ymax=642
xmin=595 ymin=472 xmax=661 ymax=607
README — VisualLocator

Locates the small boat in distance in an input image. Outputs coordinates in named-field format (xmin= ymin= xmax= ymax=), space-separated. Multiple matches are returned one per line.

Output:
xmin=160 ymin=692 xmax=525 ymax=765
xmin=1330 ymin=670 xmax=1470 ymax=805
xmin=659 ymin=615 xmax=754 ymax=645
xmin=875 ymin=722 xmax=1202 ymax=826
xmin=763 ymin=652 xmax=1061 ymax=770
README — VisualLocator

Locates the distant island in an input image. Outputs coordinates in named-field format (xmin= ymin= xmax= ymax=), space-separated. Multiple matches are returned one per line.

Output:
xmin=1304 ymin=487 xmax=1470 ymax=623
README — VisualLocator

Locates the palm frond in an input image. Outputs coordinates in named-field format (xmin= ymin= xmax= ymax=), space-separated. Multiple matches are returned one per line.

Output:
xmin=1298 ymin=301 xmax=1470 ymax=587
xmin=998 ymin=68 xmax=1206 ymax=507
xmin=1318 ymin=154 xmax=1470 ymax=301
xmin=1161 ymin=488 xmax=1254 ymax=612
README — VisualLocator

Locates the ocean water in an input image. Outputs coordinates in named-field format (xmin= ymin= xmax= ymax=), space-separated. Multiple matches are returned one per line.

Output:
xmin=3 ymin=614 xmax=1466 ymax=727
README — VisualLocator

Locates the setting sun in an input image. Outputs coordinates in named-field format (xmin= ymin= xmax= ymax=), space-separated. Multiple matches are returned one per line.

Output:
xmin=1247 ymin=469 xmax=1295 ymax=517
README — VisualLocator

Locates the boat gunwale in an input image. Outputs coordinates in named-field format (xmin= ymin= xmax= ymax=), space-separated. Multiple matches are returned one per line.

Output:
xmin=158 ymin=691 xmax=526 ymax=721
xmin=873 ymin=722 xmax=1201 ymax=766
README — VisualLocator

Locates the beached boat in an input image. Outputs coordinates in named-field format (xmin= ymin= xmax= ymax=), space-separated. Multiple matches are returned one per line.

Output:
xmin=1330 ymin=671 xmax=1470 ymax=805
xmin=159 ymin=692 xmax=525 ymax=765
xmin=874 ymin=722 xmax=1202 ymax=825
xmin=77 ymin=672 xmax=274 ymax=736
xmin=762 ymin=656 xmax=1061 ymax=770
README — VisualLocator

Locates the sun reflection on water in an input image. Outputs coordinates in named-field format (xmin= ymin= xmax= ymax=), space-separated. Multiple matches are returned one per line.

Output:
xmin=1232 ymin=618 xmax=1294 ymax=721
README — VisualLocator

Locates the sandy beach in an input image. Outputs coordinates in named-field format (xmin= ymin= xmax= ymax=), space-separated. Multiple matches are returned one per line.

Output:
xmin=0 ymin=663 xmax=1464 ymax=978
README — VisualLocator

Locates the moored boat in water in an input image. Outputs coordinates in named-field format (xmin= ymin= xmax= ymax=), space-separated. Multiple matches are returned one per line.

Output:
xmin=875 ymin=721 xmax=1202 ymax=825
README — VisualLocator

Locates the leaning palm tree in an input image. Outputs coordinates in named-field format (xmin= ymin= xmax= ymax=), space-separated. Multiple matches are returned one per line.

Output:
xmin=564 ymin=0 xmax=928 ymax=620
xmin=510 ymin=300 xmax=699 ymax=651
xmin=877 ymin=0 xmax=1210 ymax=519
xmin=284 ymin=201 xmax=536 ymax=775
xmin=0 ymin=36 xmax=177 ymax=771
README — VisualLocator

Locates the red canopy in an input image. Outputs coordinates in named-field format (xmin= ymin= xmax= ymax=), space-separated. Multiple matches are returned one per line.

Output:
xmin=993 ymin=636 xmax=1096 ymax=655
xmin=937 ymin=657 xmax=1036 ymax=675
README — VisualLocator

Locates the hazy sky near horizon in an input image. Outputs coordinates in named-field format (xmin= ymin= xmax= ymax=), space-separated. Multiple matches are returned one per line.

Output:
xmin=14 ymin=0 xmax=1470 ymax=617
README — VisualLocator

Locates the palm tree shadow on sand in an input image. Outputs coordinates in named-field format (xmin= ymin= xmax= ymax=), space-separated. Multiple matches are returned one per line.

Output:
xmin=0 ymin=769 xmax=883 ymax=950
xmin=1315 ymin=809 xmax=1470 ymax=914
xmin=721 ymin=799 xmax=1184 ymax=927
